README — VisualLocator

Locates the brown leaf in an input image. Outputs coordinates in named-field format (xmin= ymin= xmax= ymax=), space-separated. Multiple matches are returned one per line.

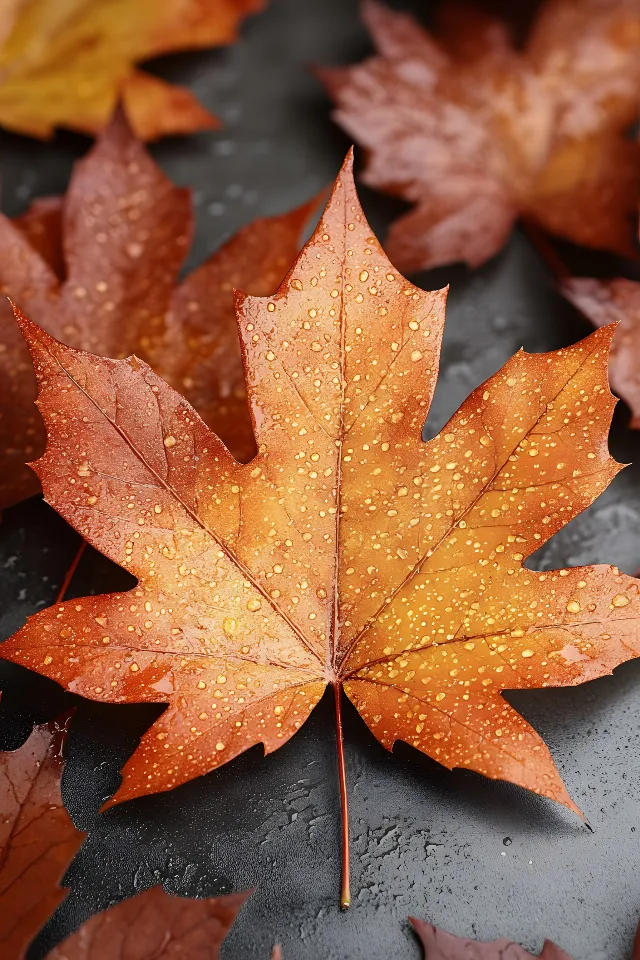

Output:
xmin=319 ymin=0 xmax=640 ymax=271
xmin=44 ymin=886 xmax=250 ymax=960
xmin=410 ymin=917 xmax=575 ymax=960
xmin=0 ymin=719 xmax=84 ymax=958
xmin=0 ymin=111 xmax=316 ymax=512
xmin=564 ymin=277 xmax=640 ymax=429
xmin=0 ymin=0 xmax=265 ymax=140
xmin=2 ymin=157 xmax=640 ymax=886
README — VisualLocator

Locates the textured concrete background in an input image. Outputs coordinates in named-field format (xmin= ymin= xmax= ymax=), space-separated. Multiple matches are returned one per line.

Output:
xmin=1 ymin=1 xmax=640 ymax=958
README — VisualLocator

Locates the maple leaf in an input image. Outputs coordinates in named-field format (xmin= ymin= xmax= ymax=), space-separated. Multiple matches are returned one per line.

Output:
xmin=410 ymin=915 xmax=640 ymax=960
xmin=2 ymin=155 xmax=640 ymax=910
xmin=318 ymin=0 xmax=640 ymax=272
xmin=0 ymin=111 xmax=315 ymax=512
xmin=0 ymin=0 xmax=265 ymax=140
xmin=0 ymin=714 xmax=251 ymax=958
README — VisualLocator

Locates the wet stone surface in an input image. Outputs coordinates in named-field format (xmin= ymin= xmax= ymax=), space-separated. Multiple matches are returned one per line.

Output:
xmin=1 ymin=1 xmax=640 ymax=959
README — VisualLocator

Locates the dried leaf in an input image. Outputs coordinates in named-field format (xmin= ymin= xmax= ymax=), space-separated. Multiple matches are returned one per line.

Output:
xmin=0 ymin=0 xmax=265 ymax=140
xmin=2 ymin=157 xmax=640 ymax=858
xmin=319 ymin=0 xmax=640 ymax=271
xmin=0 ymin=111 xmax=315 ymax=512
xmin=410 ymin=917 xmax=575 ymax=960
xmin=44 ymin=887 xmax=250 ymax=960
xmin=0 ymin=719 xmax=84 ymax=958
xmin=564 ymin=277 xmax=640 ymax=429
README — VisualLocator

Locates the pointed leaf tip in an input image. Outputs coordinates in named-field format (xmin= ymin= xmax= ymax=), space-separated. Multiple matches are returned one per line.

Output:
xmin=10 ymin=300 xmax=34 ymax=333
xmin=11 ymin=305 xmax=53 ymax=351
xmin=101 ymin=102 xmax=135 ymax=141
xmin=332 ymin=147 xmax=356 ymax=192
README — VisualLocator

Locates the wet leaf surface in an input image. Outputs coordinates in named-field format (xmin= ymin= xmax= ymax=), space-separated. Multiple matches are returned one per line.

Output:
xmin=3 ymin=154 xmax=640 ymax=844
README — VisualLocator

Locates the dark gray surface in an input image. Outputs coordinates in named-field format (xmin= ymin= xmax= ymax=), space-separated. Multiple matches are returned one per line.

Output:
xmin=1 ymin=1 xmax=640 ymax=958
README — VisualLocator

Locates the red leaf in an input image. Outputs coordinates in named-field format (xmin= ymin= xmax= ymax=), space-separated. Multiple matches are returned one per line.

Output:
xmin=319 ymin=0 xmax=640 ymax=271
xmin=44 ymin=887 xmax=250 ymax=960
xmin=0 ymin=111 xmax=316 ymax=512
xmin=0 ymin=719 xmax=84 ymax=958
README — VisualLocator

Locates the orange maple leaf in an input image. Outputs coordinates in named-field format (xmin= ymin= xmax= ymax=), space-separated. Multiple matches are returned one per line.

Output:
xmin=0 ymin=112 xmax=315 ymax=512
xmin=0 ymin=0 xmax=265 ymax=140
xmin=3 ymin=157 xmax=640 ymax=909
xmin=319 ymin=0 xmax=640 ymax=272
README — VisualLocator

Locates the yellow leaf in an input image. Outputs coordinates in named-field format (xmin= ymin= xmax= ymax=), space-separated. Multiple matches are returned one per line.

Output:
xmin=0 ymin=0 xmax=265 ymax=139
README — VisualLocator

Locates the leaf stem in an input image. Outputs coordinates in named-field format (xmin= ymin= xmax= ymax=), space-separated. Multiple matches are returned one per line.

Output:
xmin=56 ymin=540 xmax=87 ymax=603
xmin=521 ymin=218 xmax=572 ymax=282
xmin=332 ymin=681 xmax=351 ymax=910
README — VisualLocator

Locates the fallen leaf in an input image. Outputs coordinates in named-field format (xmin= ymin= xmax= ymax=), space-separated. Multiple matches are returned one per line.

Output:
xmin=44 ymin=886 xmax=251 ymax=960
xmin=319 ymin=0 xmax=640 ymax=271
xmin=564 ymin=277 xmax=640 ymax=429
xmin=3 ymin=155 xmax=640 ymax=903
xmin=0 ymin=717 xmax=84 ymax=958
xmin=0 ymin=110 xmax=315 ymax=512
xmin=410 ymin=916 xmax=577 ymax=960
xmin=0 ymin=0 xmax=265 ymax=140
